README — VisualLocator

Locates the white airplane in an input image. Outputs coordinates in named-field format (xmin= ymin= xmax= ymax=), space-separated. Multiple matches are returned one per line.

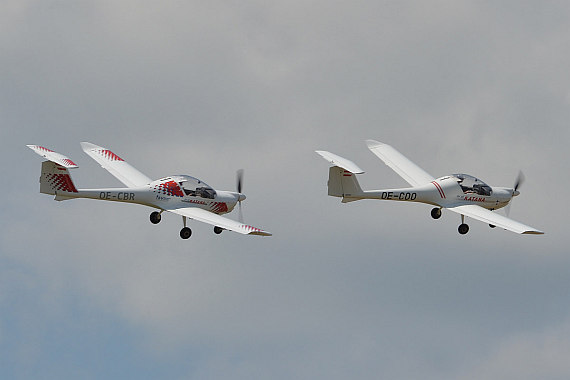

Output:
xmin=28 ymin=143 xmax=271 ymax=239
xmin=316 ymin=140 xmax=544 ymax=235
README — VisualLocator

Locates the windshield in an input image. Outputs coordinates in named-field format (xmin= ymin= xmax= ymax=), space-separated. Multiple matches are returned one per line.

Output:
xmin=178 ymin=176 xmax=216 ymax=199
xmin=453 ymin=174 xmax=492 ymax=196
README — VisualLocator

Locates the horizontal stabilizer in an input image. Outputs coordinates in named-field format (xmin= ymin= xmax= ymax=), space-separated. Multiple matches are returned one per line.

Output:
xmin=27 ymin=145 xmax=78 ymax=168
xmin=315 ymin=150 xmax=364 ymax=174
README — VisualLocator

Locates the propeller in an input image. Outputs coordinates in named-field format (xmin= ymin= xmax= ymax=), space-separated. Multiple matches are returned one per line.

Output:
xmin=513 ymin=170 xmax=525 ymax=193
xmin=236 ymin=169 xmax=244 ymax=223
xmin=506 ymin=171 xmax=525 ymax=217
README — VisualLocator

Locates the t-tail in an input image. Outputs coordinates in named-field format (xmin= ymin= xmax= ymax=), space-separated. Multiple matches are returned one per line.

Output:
xmin=27 ymin=145 xmax=80 ymax=201
xmin=316 ymin=150 xmax=365 ymax=203
xmin=40 ymin=161 xmax=79 ymax=200
xmin=326 ymin=166 xmax=365 ymax=202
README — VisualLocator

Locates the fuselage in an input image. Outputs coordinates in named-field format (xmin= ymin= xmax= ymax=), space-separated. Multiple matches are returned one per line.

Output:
xmin=350 ymin=174 xmax=515 ymax=210
xmin=55 ymin=175 xmax=241 ymax=215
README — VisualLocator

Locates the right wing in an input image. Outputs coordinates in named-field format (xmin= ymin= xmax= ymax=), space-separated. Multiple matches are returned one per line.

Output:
xmin=167 ymin=207 xmax=272 ymax=236
xmin=80 ymin=142 xmax=151 ymax=187
xmin=447 ymin=204 xmax=544 ymax=235
xmin=366 ymin=140 xmax=434 ymax=186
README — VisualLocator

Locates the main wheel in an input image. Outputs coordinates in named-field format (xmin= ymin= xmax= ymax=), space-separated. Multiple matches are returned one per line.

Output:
xmin=180 ymin=227 xmax=192 ymax=239
xmin=150 ymin=211 xmax=162 ymax=224
xmin=431 ymin=207 xmax=442 ymax=219
xmin=489 ymin=224 xmax=496 ymax=228
xmin=214 ymin=226 xmax=223 ymax=235
xmin=458 ymin=223 xmax=469 ymax=235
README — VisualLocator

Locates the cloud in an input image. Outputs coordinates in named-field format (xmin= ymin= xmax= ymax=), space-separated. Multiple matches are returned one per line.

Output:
xmin=2 ymin=1 xmax=569 ymax=378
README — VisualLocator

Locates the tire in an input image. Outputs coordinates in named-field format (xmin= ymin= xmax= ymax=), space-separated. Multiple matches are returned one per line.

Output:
xmin=150 ymin=211 xmax=161 ymax=224
xmin=180 ymin=227 xmax=192 ymax=239
xmin=431 ymin=208 xmax=442 ymax=219
xmin=458 ymin=223 xmax=469 ymax=235
xmin=214 ymin=226 xmax=223 ymax=235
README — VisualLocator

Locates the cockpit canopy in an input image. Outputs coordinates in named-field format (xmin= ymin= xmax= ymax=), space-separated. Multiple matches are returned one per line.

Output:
xmin=177 ymin=175 xmax=216 ymax=199
xmin=453 ymin=174 xmax=492 ymax=196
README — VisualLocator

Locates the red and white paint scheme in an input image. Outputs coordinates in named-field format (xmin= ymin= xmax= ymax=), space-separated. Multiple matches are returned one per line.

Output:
xmin=28 ymin=142 xmax=271 ymax=239
xmin=316 ymin=140 xmax=544 ymax=235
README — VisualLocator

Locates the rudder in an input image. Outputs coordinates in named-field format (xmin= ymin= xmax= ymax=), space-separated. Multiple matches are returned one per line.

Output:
xmin=327 ymin=166 xmax=364 ymax=201
xmin=39 ymin=161 xmax=78 ymax=198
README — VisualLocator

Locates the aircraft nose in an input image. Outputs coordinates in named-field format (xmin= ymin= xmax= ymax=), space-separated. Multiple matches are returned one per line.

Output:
xmin=238 ymin=194 xmax=246 ymax=202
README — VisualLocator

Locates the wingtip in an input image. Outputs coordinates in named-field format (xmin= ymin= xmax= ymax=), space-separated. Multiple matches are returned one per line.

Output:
xmin=365 ymin=139 xmax=384 ymax=149
xmin=80 ymin=141 xmax=100 ymax=151
xmin=522 ymin=230 xmax=545 ymax=235
xmin=249 ymin=230 xmax=272 ymax=236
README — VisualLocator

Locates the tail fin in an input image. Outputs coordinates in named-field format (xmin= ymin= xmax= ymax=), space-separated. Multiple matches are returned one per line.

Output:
xmin=327 ymin=166 xmax=364 ymax=202
xmin=28 ymin=145 xmax=79 ymax=200
xmin=39 ymin=161 xmax=78 ymax=199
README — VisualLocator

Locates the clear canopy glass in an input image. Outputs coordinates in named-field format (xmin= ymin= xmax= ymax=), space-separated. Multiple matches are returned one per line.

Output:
xmin=178 ymin=175 xmax=216 ymax=199
xmin=453 ymin=174 xmax=492 ymax=196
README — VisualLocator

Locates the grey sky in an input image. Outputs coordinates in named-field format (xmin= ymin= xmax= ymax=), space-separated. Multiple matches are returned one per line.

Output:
xmin=2 ymin=1 xmax=569 ymax=379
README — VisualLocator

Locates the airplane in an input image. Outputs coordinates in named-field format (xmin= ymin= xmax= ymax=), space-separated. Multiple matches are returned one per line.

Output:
xmin=28 ymin=142 xmax=272 ymax=239
xmin=316 ymin=140 xmax=544 ymax=235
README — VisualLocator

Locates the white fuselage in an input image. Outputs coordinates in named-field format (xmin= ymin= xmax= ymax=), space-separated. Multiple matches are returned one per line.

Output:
xmin=56 ymin=177 xmax=241 ymax=215
xmin=349 ymin=175 xmax=515 ymax=210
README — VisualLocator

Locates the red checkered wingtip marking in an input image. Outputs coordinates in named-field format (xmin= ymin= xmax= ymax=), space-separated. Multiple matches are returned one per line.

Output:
xmin=97 ymin=149 xmax=124 ymax=162
xmin=241 ymin=224 xmax=262 ymax=232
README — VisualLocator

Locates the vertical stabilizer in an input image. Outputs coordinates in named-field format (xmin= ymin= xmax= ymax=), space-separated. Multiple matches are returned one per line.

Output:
xmin=39 ymin=161 xmax=78 ymax=198
xmin=327 ymin=166 xmax=364 ymax=201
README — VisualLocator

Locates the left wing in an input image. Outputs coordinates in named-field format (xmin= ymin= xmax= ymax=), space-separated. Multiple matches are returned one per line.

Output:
xmin=447 ymin=204 xmax=544 ymax=235
xmin=167 ymin=207 xmax=272 ymax=236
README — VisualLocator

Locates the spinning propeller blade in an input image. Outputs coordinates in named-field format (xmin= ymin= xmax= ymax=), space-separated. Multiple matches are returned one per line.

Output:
xmin=237 ymin=169 xmax=244 ymax=223
xmin=514 ymin=170 xmax=525 ymax=192
xmin=506 ymin=171 xmax=525 ymax=217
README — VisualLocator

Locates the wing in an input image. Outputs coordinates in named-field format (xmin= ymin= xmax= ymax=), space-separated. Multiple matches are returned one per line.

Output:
xmin=167 ymin=207 xmax=272 ymax=236
xmin=447 ymin=204 xmax=544 ymax=235
xmin=80 ymin=142 xmax=151 ymax=187
xmin=366 ymin=140 xmax=434 ymax=186
xmin=315 ymin=150 xmax=365 ymax=174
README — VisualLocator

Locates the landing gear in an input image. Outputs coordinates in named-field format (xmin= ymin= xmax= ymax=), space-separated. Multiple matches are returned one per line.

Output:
xmin=214 ymin=226 xmax=223 ymax=235
xmin=431 ymin=207 xmax=442 ymax=219
xmin=458 ymin=214 xmax=469 ymax=235
xmin=180 ymin=227 xmax=192 ymax=239
xmin=150 ymin=211 xmax=162 ymax=224
xmin=489 ymin=224 xmax=496 ymax=228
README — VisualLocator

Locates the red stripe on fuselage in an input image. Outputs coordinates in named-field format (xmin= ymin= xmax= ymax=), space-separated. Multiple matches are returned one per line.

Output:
xmin=432 ymin=181 xmax=446 ymax=199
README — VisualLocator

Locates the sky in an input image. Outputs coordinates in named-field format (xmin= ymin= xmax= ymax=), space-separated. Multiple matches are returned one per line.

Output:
xmin=2 ymin=1 xmax=570 ymax=379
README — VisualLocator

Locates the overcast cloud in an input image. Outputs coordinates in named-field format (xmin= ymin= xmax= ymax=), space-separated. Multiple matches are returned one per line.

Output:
xmin=2 ymin=1 xmax=569 ymax=379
